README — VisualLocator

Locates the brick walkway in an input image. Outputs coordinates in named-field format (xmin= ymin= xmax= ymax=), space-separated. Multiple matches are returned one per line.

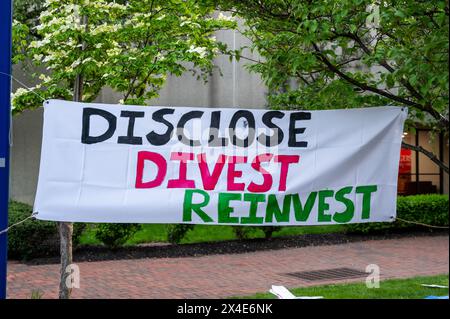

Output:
xmin=7 ymin=235 xmax=449 ymax=299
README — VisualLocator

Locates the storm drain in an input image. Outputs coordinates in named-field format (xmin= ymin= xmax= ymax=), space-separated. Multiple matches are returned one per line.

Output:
xmin=284 ymin=267 xmax=367 ymax=281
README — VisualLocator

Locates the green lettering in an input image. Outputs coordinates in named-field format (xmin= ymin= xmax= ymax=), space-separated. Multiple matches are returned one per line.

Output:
xmin=183 ymin=189 xmax=212 ymax=222
xmin=292 ymin=192 xmax=317 ymax=222
xmin=218 ymin=192 xmax=241 ymax=223
xmin=265 ymin=194 xmax=291 ymax=223
xmin=356 ymin=185 xmax=377 ymax=219
xmin=318 ymin=190 xmax=334 ymax=222
xmin=241 ymin=194 xmax=265 ymax=224
xmin=333 ymin=186 xmax=355 ymax=223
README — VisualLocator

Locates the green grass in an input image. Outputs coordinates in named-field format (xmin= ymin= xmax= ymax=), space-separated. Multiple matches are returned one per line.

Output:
xmin=78 ymin=224 xmax=346 ymax=246
xmin=232 ymin=274 xmax=449 ymax=299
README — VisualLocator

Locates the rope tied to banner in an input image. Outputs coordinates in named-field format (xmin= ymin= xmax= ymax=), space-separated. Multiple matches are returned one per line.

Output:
xmin=395 ymin=217 xmax=449 ymax=229
xmin=0 ymin=72 xmax=46 ymax=102
xmin=0 ymin=214 xmax=447 ymax=235
xmin=0 ymin=212 xmax=38 ymax=236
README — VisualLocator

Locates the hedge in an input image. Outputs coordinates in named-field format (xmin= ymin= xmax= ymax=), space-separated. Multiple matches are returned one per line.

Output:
xmin=94 ymin=223 xmax=141 ymax=248
xmin=7 ymin=201 xmax=85 ymax=260
xmin=346 ymin=194 xmax=449 ymax=234
xmin=7 ymin=194 xmax=447 ymax=257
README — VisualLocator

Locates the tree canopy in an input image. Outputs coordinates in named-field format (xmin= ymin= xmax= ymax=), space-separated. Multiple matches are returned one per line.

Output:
xmin=218 ymin=0 xmax=449 ymax=171
xmin=11 ymin=0 xmax=236 ymax=112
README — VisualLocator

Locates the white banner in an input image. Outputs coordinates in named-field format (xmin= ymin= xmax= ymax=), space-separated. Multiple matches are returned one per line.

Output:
xmin=34 ymin=100 xmax=407 ymax=225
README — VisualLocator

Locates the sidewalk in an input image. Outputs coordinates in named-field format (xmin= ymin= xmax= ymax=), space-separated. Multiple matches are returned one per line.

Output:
xmin=7 ymin=235 xmax=449 ymax=299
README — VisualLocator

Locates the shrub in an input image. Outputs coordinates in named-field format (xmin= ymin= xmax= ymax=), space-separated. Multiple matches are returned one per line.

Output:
xmin=232 ymin=226 xmax=258 ymax=240
xmin=94 ymin=223 xmax=141 ymax=248
xmin=7 ymin=201 xmax=86 ymax=260
xmin=166 ymin=224 xmax=284 ymax=243
xmin=260 ymin=226 xmax=282 ymax=239
xmin=72 ymin=222 xmax=86 ymax=246
xmin=166 ymin=224 xmax=194 ymax=244
xmin=346 ymin=194 xmax=449 ymax=234
xmin=232 ymin=226 xmax=282 ymax=239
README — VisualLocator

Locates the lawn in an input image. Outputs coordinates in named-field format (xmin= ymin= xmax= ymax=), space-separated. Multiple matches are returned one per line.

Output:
xmin=78 ymin=224 xmax=346 ymax=246
xmin=233 ymin=274 xmax=449 ymax=299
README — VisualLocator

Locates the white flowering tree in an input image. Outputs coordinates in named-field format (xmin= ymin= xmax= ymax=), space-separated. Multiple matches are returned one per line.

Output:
xmin=12 ymin=0 xmax=236 ymax=113
xmin=10 ymin=0 xmax=236 ymax=299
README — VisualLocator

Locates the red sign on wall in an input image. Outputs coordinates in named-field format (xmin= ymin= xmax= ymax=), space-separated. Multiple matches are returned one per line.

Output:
xmin=399 ymin=148 xmax=412 ymax=174
xmin=398 ymin=148 xmax=412 ymax=194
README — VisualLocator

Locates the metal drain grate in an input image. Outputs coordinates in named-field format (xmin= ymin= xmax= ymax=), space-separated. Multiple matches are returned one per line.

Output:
xmin=285 ymin=267 xmax=367 ymax=281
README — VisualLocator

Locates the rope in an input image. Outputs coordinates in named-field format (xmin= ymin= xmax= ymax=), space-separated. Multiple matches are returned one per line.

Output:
xmin=0 ymin=212 xmax=38 ymax=236
xmin=395 ymin=217 xmax=449 ymax=229
xmin=0 ymin=71 xmax=46 ymax=102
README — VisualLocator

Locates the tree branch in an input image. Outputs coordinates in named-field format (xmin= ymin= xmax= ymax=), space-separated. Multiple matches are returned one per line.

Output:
xmin=311 ymin=42 xmax=425 ymax=109
xmin=402 ymin=141 xmax=449 ymax=174
xmin=332 ymin=31 xmax=448 ymax=127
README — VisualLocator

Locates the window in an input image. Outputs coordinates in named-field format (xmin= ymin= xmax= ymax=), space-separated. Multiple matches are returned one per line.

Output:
xmin=398 ymin=129 xmax=445 ymax=195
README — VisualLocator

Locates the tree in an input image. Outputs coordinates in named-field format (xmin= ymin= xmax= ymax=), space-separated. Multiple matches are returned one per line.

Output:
xmin=12 ymin=0 xmax=47 ymax=67
xmin=12 ymin=0 xmax=236 ymax=111
xmin=11 ymin=0 xmax=236 ymax=299
xmin=219 ymin=0 xmax=449 ymax=173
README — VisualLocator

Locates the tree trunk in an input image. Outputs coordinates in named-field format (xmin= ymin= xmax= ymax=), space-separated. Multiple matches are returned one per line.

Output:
xmin=58 ymin=222 xmax=73 ymax=299
xmin=58 ymin=14 xmax=87 ymax=300
xmin=58 ymin=74 xmax=80 ymax=299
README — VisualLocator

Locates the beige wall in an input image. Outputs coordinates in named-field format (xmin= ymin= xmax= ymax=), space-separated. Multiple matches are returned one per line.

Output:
xmin=98 ymin=29 xmax=267 ymax=109
xmin=9 ymin=108 xmax=43 ymax=205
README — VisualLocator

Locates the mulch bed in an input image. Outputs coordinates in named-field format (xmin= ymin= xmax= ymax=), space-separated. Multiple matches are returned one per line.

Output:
xmin=22 ymin=228 xmax=448 ymax=265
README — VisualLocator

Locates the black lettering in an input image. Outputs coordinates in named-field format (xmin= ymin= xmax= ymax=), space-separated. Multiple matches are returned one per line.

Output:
xmin=288 ymin=112 xmax=311 ymax=147
xmin=257 ymin=111 xmax=284 ymax=146
xmin=81 ymin=107 xmax=116 ymax=144
xmin=177 ymin=111 xmax=204 ymax=146
xmin=117 ymin=110 xmax=144 ymax=145
xmin=208 ymin=111 xmax=228 ymax=147
xmin=146 ymin=108 xmax=175 ymax=146
xmin=229 ymin=110 xmax=255 ymax=147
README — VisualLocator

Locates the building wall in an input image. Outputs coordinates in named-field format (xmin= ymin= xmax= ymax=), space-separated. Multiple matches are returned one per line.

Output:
xmin=9 ymin=108 xmax=43 ymax=205
xmin=99 ymin=29 xmax=267 ymax=109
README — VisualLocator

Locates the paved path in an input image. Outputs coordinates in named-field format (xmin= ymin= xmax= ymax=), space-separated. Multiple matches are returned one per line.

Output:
xmin=7 ymin=235 xmax=449 ymax=299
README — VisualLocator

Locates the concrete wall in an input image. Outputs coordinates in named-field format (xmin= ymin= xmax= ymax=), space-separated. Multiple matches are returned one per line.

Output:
xmin=9 ymin=108 xmax=43 ymax=205
xmin=100 ymin=30 xmax=267 ymax=109
xmin=10 ymin=29 xmax=269 ymax=205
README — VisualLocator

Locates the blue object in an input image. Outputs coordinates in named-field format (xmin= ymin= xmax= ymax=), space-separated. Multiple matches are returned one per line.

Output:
xmin=0 ymin=0 xmax=13 ymax=300
xmin=425 ymin=296 xmax=449 ymax=299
